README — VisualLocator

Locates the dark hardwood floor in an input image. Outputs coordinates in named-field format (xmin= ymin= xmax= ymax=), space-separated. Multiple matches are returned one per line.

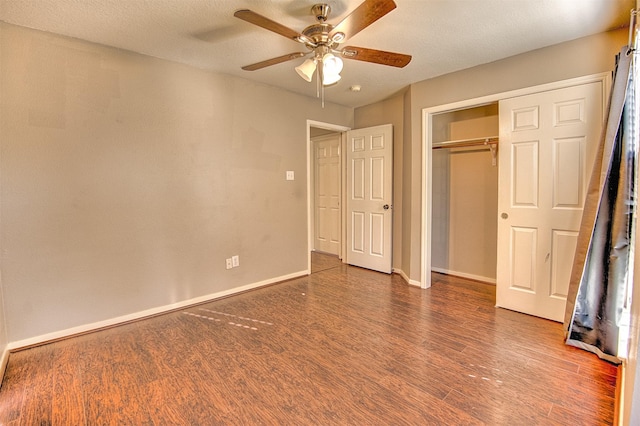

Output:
xmin=310 ymin=250 xmax=342 ymax=273
xmin=0 ymin=253 xmax=618 ymax=425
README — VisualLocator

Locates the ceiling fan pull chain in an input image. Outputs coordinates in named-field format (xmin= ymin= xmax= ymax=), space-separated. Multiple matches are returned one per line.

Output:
xmin=316 ymin=58 xmax=320 ymax=99
xmin=318 ymin=59 xmax=325 ymax=108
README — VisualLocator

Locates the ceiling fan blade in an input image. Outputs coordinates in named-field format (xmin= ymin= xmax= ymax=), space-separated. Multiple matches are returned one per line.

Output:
xmin=241 ymin=52 xmax=307 ymax=71
xmin=340 ymin=46 xmax=411 ymax=68
xmin=234 ymin=9 xmax=302 ymax=41
xmin=329 ymin=0 xmax=397 ymax=42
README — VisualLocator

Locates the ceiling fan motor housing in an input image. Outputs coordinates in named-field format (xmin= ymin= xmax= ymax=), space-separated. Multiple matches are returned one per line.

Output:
xmin=302 ymin=23 xmax=335 ymax=47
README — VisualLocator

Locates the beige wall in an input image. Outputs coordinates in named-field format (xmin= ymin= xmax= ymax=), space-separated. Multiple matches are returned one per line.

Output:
xmin=446 ymin=149 xmax=498 ymax=280
xmin=0 ymin=23 xmax=353 ymax=343
xmin=353 ymin=29 xmax=626 ymax=284
xmin=397 ymin=28 xmax=627 ymax=282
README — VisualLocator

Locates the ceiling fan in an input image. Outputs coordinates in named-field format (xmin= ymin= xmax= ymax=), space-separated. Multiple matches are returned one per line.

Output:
xmin=234 ymin=0 xmax=411 ymax=95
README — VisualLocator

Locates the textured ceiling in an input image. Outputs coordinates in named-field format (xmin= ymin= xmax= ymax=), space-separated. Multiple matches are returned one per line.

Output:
xmin=0 ymin=0 xmax=634 ymax=107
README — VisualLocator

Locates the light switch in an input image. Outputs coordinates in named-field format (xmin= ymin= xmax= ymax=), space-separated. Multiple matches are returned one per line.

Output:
xmin=286 ymin=171 xmax=295 ymax=180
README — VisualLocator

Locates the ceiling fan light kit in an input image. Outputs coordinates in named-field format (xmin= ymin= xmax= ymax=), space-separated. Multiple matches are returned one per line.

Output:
xmin=234 ymin=0 xmax=411 ymax=106
xmin=294 ymin=51 xmax=344 ymax=85
xmin=295 ymin=58 xmax=317 ymax=82
xmin=323 ymin=71 xmax=341 ymax=86
xmin=323 ymin=53 xmax=343 ymax=77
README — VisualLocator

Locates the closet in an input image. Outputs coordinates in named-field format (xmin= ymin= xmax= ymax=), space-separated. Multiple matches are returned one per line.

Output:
xmin=431 ymin=103 xmax=499 ymax=283
xmin=424 ymin=75 xmax=607 ymax=321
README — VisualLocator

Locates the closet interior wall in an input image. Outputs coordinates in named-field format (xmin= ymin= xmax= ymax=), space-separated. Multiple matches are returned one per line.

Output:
xmin=431 ymin=103 xmax=499 ymax=283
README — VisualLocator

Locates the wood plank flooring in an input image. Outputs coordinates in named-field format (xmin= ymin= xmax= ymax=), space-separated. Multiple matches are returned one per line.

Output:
xmin=310 ymin=250 xmax=342 ymax=273
xmin=0 ymin=253 xmax=618 ymax=425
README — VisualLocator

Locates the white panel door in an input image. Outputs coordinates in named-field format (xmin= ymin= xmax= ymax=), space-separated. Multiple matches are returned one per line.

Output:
xmin=497 ymin=82 xmax=603 ymax=321
xmin=314 ymin=134 xmax=341 ymax=255
xmin=346 ymin=124 xmax=393 ymax=273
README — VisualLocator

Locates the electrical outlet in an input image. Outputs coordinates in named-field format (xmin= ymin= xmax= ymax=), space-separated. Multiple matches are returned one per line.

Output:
xmin=232 ymin=255 xmax=240 ymax=267
xmin=286 ymin=171 xmax=294 ymax=180
xmin=225 ymin=258 xmax=233 ymax=269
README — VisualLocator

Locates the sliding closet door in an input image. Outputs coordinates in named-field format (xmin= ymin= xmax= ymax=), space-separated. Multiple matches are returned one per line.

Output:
xmin=496 ymin=82 xmax=604 ymax=321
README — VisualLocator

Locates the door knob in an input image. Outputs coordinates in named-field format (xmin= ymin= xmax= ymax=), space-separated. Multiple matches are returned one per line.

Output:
xmin=383 ymin=204 xmax=390 ymax=210
xmin=501 ymin=212 xmax=508 ymax=219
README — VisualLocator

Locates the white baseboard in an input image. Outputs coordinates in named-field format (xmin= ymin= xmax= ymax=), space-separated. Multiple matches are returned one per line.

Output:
xmin=393 ymin=268 xmax=421 ymax=287
xmin=0 ymin=345 xmax=9 ymax=385
xmin=431 ymin=267 xmax=496 ymax=284
xmin=7 ymin=270 xmax=308 ymax=351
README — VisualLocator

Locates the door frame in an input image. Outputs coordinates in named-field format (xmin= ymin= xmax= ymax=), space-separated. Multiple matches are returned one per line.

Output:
xmin=307 ymin=120 xmax=351 ymax=274
xmin=311 ymin=132 xmax=343 ymax=256
xmin=421 ymin=73 xmax=610 ymax=289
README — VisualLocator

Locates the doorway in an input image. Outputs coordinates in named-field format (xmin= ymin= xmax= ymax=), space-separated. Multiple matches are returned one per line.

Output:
xmin=306 ymin=120 xmax=350 ymax=273
xmin=430 ymin=104 xmax=499 ymax=284
xmin=311 ymin=130 xmax=342 ymax=257
xmin=306 ymin=121 xmax=395 ymax=275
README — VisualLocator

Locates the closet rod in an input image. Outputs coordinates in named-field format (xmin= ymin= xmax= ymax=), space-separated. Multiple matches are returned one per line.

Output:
xmin=432 ymin=136 xmax=499 ymax=150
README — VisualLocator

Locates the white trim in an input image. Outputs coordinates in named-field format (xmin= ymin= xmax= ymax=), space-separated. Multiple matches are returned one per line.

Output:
xmin=310 ymin=132 xmax=343 ymax=258
xmin=393 ymin=268 xmax=421 ymax=287
xmin=421 ymin=108 xmax=432 ymax=289
xmin=7 ymin=270 xmax=307 ymax=351
xmin=341 ymin=131 xmax=348 ymax=262
xmin=421 ymin=73 xmax=611 ymax=292
xmin=306 ymin=120 xmax=351 ymax=272
xmin=430 ymin=267 xmax=496 ymax=285
xmin=0 ymin=346 xmax=9 ymax=384
xmin=619 ymin=360 xmax=627 ymax=426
